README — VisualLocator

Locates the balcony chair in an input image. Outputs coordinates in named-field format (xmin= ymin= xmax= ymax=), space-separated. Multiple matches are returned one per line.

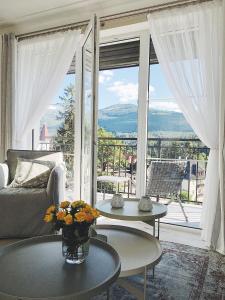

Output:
xmin=146 ymin=160 xmax=188 ymax=222
xmin=0 ymin=149 xmax=65 ymax=238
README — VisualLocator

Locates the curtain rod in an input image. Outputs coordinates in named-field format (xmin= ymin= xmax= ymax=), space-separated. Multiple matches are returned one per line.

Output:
xmin=16 ymin=0 xmax=213 ymax=41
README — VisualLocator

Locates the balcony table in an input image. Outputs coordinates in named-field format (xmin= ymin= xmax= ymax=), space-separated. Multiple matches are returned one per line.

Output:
xmin=95 ymin=198 xmax=167 ymax=238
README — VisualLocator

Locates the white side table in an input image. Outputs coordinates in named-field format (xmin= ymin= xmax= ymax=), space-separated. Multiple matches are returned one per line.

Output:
xmin=96 ymin=198 xmax=167 ymax=239
xmin=97 ymin=175 xmax=131 ymax=199
xmin=96 ymin=224 xmax=162 ymax=300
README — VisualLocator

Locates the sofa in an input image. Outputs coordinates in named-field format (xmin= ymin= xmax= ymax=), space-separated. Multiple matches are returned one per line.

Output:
xmin=0 ymin=149 xmax=65 ymax=238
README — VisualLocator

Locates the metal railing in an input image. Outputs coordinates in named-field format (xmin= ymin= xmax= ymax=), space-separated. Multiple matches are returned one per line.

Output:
xmin=97 ymin=137 xmax=209 ymax=204
xmin=39 ymin=137 xmax=209 ymax=204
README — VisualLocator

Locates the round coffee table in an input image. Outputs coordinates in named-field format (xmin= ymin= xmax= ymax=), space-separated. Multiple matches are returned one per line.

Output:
xmin=0 ymin=235 xmax=121 ymax=300
xmin=96 ymin=224 xmax=162 ymax=300
xmin=96 ymin=198 xmax=167 ymax=238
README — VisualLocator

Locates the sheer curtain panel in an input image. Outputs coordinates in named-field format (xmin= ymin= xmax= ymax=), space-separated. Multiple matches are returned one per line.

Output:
xmin=0 ymin=34 xmax=16 ymax=161
xmin=13 ymin=30 xmax=81 ymax=149
xmin=148 ymin=0 xmax=225 ymax=253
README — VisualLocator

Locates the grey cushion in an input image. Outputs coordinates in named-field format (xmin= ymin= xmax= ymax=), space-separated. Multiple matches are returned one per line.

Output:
xmin=0 ymin=188 xmax=54 ymax=238
xmin=10 ymin=158 xmax=55 ymax=188
xmin=7 ymin=149 xmax=63 ymax=183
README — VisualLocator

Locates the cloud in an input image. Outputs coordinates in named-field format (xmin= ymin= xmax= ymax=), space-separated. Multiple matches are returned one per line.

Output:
xmin=107 ymin=81 xmax=156 ymax=104
xmin=99 ymin=70 xmax=114 ymax=84
xmin=149 ymin=85 xmax=155 ymax=93
xmin=108 ymin=81 xmax=138 ymax=104
xmin=48 ymin=104 xmax=58 ymax=110
xmin=150 ymin=99 xmax=181 ymax=112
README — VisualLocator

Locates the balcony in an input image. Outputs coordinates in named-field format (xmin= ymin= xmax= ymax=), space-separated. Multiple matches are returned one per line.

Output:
xmin=39 ymin=137 xmax=209 ymax=228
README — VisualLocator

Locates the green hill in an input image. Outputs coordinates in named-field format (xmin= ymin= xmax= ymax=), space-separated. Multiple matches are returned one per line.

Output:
xmin=98 ymin=104 xmax=193 ymax=135
xmin=41 ymin=103 xmax=194 ymax=137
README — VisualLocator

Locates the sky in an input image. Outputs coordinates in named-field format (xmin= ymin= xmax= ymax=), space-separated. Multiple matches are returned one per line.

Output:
xmin=50 ymin=64 xmax=180 ymax=112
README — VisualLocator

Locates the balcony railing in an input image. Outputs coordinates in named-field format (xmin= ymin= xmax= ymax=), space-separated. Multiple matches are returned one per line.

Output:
xmin=39 ymin=137 xmax=209 ymax=204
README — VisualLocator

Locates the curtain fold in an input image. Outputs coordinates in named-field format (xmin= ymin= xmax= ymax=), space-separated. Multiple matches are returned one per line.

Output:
xmin=148 ymin=0 xmax=225 ymax=253
xmin=13 ymin=30 xmax=81 ymax=149
xmin=0 ymin=33 xmax=16 ymax=162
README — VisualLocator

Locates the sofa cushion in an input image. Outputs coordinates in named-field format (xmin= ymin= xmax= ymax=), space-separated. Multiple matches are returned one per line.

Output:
xmin=7 ymin=149 xmax=63 ymax=183
xmin=0 ymin=188 xmax=53 ymax=238
xmin=9 ymin=158 xmax=55 ymax=188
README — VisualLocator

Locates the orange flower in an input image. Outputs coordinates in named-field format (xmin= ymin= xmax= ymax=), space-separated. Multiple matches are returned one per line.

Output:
xmin=44 ymin=214 xmax=53 ymax=223
xmin=46 ymin=205 xmax=56 ymax=214
xmin=85 ymin=213 xmax=94 ymax=223
xmin=64 ymin=214 xmax=73 ymax=225
xmin=83 ymin=205 xmax=92 ymax=213
xmin=75 ymin=211 xmax=94 ymax=223
xmin=60 ymin=201 xmax=71 ymax=209
xmin=75 ymin=211 xmax=86 ymax=222
xmin=56 ymin=211 xmax=66 ymax=221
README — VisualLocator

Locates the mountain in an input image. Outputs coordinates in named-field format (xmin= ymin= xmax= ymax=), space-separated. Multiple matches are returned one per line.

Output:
xmin=98 ymin=104 xmax=193 ymax=134
xmin=41 ymin=103 xmax=194 ymax=137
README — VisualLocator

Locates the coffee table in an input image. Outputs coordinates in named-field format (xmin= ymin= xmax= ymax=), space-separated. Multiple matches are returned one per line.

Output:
xmin=0 ymin=235 xmax=121 ymax=300
xmin=95 ymin=198 xmax=167 ymax=238
xmin=96 ymin=224 xmax=162 ymax=300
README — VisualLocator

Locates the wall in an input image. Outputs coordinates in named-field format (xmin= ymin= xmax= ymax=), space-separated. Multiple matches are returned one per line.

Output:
xmin=0 ymin=0 xmax=169 ymax=35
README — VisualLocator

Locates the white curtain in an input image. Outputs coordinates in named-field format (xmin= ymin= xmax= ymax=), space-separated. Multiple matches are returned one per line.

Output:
xmin=148 ymin=0 xmax=225 ymax=253
xmin=13 ymin=30 xmax=81 ymax=149
xmin=0 ymin=34 xmax=16 ymax=161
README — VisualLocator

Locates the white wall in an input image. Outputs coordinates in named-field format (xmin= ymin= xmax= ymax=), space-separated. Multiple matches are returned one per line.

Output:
xmin=0 ymin=0 xmax=170 ymax=35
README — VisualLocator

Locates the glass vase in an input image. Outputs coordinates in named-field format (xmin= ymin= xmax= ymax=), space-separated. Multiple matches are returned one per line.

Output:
xmin=62 ymin=225 xmax=90 ymax=264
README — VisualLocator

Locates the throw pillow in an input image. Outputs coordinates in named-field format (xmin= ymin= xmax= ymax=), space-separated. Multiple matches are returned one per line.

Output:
xmin=9 ymin=158 xmax=55 ymax=188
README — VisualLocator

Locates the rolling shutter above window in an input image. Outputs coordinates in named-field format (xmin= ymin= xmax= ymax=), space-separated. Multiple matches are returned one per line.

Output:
xmin=67 ymin=37 xmax=157 ymax=74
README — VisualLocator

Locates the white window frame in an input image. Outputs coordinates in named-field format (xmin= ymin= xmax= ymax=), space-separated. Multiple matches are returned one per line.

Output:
xmin=100 ymin=25 xmax=150 ymax=198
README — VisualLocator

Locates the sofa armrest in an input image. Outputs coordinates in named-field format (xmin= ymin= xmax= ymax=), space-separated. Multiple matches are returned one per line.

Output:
xmin=47 ymin=164 xmax=65 ymax=206
xmin=0 ymin=163 xmax=9 ymax=189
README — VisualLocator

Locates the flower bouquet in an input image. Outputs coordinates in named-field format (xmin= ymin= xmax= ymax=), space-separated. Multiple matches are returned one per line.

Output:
xmin=44 ymin=200 xmax=100 ymax=264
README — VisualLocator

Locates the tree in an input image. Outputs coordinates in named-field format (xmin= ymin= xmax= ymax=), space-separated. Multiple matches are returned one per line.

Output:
xmin=53 ymin=84 xmax=75 ymax=183
xmin=98 ymin=127 xmax=127 ymax=173
xmin=52 ymin=84 xmax=128 ymax=188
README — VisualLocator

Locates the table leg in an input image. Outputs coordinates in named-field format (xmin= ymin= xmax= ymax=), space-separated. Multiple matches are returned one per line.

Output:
xmin=128 ymin=180 xmax=130 ymax=198
xmin=144 ymin=266 xmax=147 ymax=300
xmin=153 ymin=220 xmax=156 ymax=237
xmin=107 ymin=287 xmax=110 ymax=300
xmin=157 ymin=218 xmax=160 ymax=240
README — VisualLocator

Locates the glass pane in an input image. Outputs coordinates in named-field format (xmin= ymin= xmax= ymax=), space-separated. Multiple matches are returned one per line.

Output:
xmin=97 ymin=39 xmax=140 ymax=201
xmin=147 ymin=62 xmax=209 ymax=228
xmin=81 ymin=30 xmax=93 ymax=202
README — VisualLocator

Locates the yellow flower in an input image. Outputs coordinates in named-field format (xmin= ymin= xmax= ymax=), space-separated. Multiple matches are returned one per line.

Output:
xmin=44 ymin=214 xmax=54 ymax=223
xmin=71 ymin=200 xmax=85 ymax=209
xmin=56 ymin=211 xmax=66 ymax=221
xmin=60 ymin=201 xmax=71 ymax=209
xmin=91 ymin=208 xmax=100 ymax=219
xmin=64 ymin=214 xmax=73 ymax=225
xmin=46 ymin=205 xmax=56 ymax=214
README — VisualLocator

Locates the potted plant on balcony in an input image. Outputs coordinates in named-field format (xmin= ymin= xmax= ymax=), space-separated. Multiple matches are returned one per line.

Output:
xmin=44 ymin=200 xmax=100 ymax=264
